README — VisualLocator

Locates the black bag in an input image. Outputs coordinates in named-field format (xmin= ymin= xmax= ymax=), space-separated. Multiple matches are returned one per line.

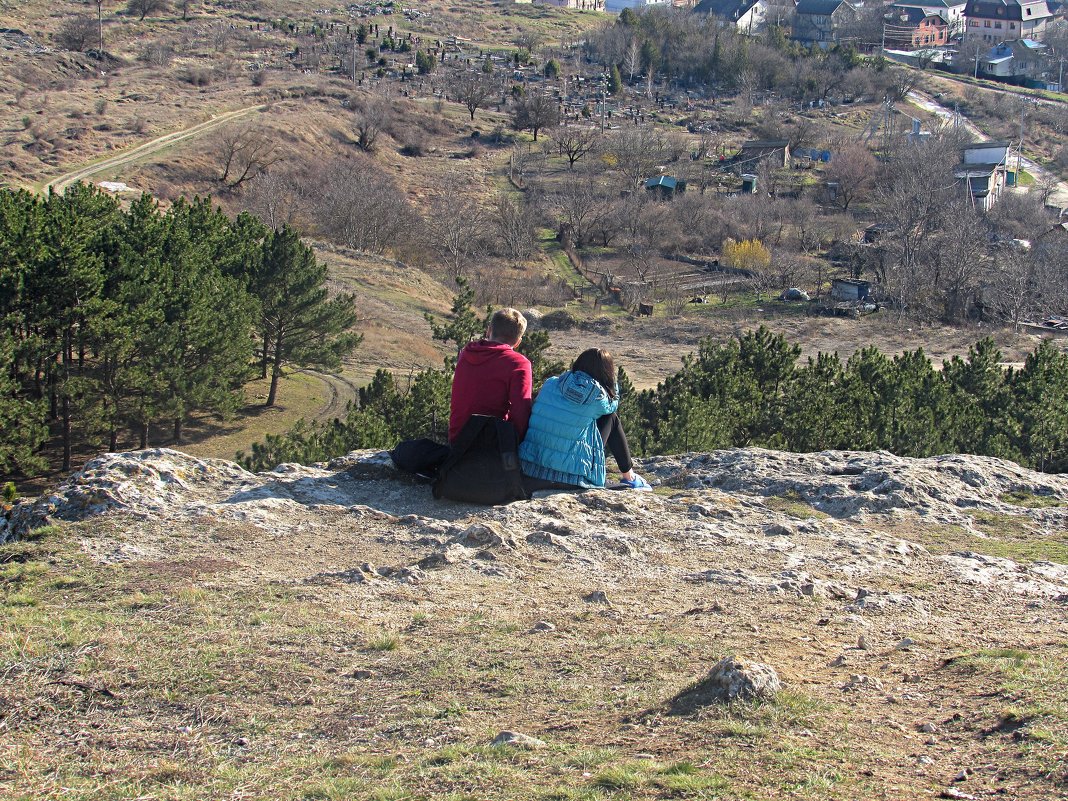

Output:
xmin=390 ymin=438 xmax=451 ymax=478
xmin=432 ymin=415 xmax=528 ymax=505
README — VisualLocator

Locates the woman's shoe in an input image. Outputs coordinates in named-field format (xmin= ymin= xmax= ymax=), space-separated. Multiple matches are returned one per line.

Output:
xmin=620 ymin=473 xmax=652 ymax=491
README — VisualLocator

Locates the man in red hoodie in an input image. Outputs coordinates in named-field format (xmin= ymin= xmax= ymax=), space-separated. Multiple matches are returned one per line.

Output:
xmin=448 ymin=308 xmax=532 ymax=443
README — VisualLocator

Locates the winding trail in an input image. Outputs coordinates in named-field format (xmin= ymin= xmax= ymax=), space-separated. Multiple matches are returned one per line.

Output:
xmin=907 ymin=89 xmax=1068 ymax=209
xmin=298 ymin=369 xmax=362 ymax=424
xmin=41 ymin=104 xmax=266 ymax=194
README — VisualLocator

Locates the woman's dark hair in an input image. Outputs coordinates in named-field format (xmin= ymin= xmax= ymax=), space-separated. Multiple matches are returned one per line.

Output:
xmin=571 ymin=348 xmax=617 ymax=399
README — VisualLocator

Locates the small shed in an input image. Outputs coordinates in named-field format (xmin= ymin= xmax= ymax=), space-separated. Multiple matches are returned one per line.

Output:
xmin=831 ymin=278 xmax=871 ymax=302
xmin=645 ymin=175 xmax=687 ymax=197
xmin=738 ymin=140 xmax=790 ymax=169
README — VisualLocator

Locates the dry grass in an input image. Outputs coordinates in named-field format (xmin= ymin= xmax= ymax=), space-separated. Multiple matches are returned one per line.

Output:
xmin=3 ymin=490 xmax=1067 ymax=800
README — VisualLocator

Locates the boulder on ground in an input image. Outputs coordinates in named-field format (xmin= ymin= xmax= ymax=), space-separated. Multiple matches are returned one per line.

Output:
xmin=668 ymin=655 xmax=782 ymax=713
xmin=491 ymin=731 xmax=545 ymax=749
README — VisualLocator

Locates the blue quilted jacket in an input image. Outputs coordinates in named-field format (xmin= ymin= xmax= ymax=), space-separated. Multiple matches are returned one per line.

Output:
xmin=519 ymin=370 xmax=619 ymax=488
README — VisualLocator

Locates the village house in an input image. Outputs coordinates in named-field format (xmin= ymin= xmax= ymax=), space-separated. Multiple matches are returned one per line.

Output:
xmin=884 ymin=7 xmax=951 ymax=47
xmin=891 ymin=0 xmax=968 ymax=35
xmin=963 ymin=0 xmax=1058 ymax=43
xmin=693 ymin=0 xmax=770 ymax=33
xmin=792 ymin=0 xmax=859 ymax=46
xmin=982 ymin=38 xmax=1050 ymax=78
xmin=533 ymin=0 xmax=606 ymax=8
xmin=954 ymin=141 xmax=1015 ymax=212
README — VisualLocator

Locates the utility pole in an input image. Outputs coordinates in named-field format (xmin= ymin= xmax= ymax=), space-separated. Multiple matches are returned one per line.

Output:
xmin=600 ymin=72 xmax=607 ymax=135
xmin=95 ymin=0 xmax=104 ymax=53
xmin=352 ymin=35 xmax=357 ymax=84
xmin=974 ymin=46 xmax=979 ymax=79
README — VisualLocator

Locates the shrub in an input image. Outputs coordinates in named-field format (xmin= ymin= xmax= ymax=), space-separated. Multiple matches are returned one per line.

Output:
xmin=540 ymin=310 xmax=576 ymax=330
xmin=182 ymin=67 xmax=213 ymax=86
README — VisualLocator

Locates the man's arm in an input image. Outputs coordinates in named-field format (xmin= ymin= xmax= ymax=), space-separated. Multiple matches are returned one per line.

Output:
xmin=507 ymin=358 xmax=533 ymax=441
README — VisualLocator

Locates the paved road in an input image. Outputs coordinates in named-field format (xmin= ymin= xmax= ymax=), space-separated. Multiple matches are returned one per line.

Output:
xmin=907 ymin=89 xmax=1068 ymax=210
xmin=41 ymin=105 xmax=266 ymax=194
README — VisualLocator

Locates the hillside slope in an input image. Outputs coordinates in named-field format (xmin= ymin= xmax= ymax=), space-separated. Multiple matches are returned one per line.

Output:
xmin=2 ymin=447 xmax=1066 ymax=799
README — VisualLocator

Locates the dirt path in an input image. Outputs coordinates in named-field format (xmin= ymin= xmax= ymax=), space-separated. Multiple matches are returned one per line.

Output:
xmin=298 ymin=368 xmax=361 ymax=423
xmin=40 ymin=105 xmax=266 ymax=194
xmin=907 ymin=89 xmax=1068 ymax=209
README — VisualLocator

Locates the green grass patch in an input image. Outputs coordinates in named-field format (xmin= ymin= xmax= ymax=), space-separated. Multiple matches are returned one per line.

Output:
xmin=367 ymin=633 xmax=401 ymax=652
xmin=1000 ymin=490 xmax=1066 ymax=509
xmin=915 ymin=516 xmax=1068 ymax=564
xmin=949 ymin=647 xmax=1068 ymax=779
xmin=765 ymin=490 xmax=829 ymax=519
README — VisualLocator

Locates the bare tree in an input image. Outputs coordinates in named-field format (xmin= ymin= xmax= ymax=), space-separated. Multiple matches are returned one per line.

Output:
xmin=986 ymin=248 xmax=1042 ymax=330
xmin=451 ymin=73 xmax=494 ymax=121
xmin=930 ymin=199 xmax=991 ymax=322
xmin=56 ymin=15 xmax=98 ymax=51
xmin=738 ymin=67 xmax=759 ymax=107
xmin=550 ymin=176 xmax=603 ymax=245
xmin=512 ymin=94 xmax=559 ymax=142
xmin=622 ymin=36 xmax=641 ymax=82
xmin=514 ymin=31 xmax=543 ymax=55
xmin=246 ymin=168 xmax=307 ymax=230
xmin=873 ymin=137 xmax=958 ymax=314
xmin=424 ymin=195 xmax=487 ymax=278
xmin=605 ymin=125 xmax=667 ymax=189
xmin=622 ymin=198 xmax=669 ymax=286
xmin=548 ymin=126 xmax=600 ymax=170
xmin=353 ymin=96 xmax=390 ymax=152
xmin=826 ymin=143 xmax=877 ymax=210
xmin=207 ymin=21 xmax=232 ymax=53
xmin=140 ymin=40 xmax=175 ymax=67
xmin=493 ymin=192 xmax=539 ymax=264
xmin=126 ymin=0 xmax=167 ymax=21
xmin=884 ymin=67 xmax=921 ymax=103
xmin=313 ymin=156 xmax=417 ymax=255
xmin=217 ymin=128 xmax=282 ymax=189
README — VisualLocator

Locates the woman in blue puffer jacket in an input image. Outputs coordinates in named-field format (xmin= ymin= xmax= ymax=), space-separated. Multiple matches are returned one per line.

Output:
xmin=519 ymin=348 xmax=651 ymax=491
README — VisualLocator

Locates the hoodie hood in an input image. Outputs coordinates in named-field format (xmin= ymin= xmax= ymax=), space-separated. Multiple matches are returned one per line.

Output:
xmin=460 ymin=340 xmax=517 ymax=365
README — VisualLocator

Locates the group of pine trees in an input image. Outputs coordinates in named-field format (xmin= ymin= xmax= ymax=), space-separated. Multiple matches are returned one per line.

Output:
xmin=618 ymin=328 xmax=1068 ymax=473
xmin=0 ymin=185 xmax=360 ymax=477
xmin=240 ymin=288 xmax=1068 ymax=475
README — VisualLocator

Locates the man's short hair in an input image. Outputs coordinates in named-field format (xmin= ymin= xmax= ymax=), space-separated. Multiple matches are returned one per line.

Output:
xmin=489 ymin=308 xmax=527 ymax=345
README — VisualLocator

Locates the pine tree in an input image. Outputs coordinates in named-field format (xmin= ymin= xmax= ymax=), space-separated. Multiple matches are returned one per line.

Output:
xmin=517 ymin=329 xmax=564 ymax=391
xmin=424 ymin=277 xmax=489 ymax=365
xmin=887 ymin=348 xmax=953 ymax=457
xmin=33 ymin=184 xmax=118 ymax=469
xmin=255 ymin=226 xmax=361 ymax=408
xmin=1010 ymin=340 xmax=1068 ymax=472
xmin=0 ymin=330 xmax=46 ymax=475
xmin=780 ymin=352 xmax=848 ymax=452
xmin=942 ymin=338 xmax=1017 ymax=460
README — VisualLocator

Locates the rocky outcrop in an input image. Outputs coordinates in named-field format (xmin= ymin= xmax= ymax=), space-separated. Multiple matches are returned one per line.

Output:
xmin=3 ymin=447 xmax=1067 ymax=602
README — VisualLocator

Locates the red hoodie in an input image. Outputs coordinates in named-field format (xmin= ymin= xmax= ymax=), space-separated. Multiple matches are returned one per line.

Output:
xmin=448 ymin=340 xmax=533 ymax=443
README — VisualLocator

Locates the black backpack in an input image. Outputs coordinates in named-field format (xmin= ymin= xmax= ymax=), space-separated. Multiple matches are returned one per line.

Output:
xmin=390 ymin=438 xmax=451 ymax=479
xmin=432 ymin=415 xmax=529 ymax=505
